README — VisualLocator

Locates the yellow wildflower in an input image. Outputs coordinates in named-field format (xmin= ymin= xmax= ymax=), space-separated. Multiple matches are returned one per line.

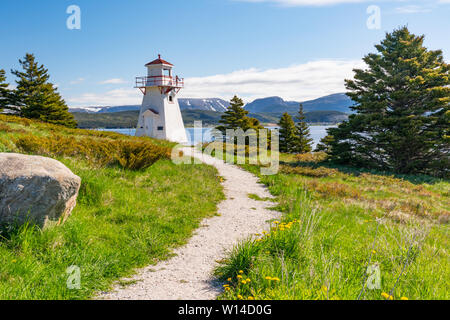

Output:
xmin=239 ymin=270 xmax=244 ymax=274
xmin=400 ymin=297 xmax=408 ymax=300
xmin=237 ymin=275 xmax=243 ymax=279
xmin=227 ymin=278 xmax=232 ymax=282
xmin=248 ymin=296 xmax=255 ymax=300
xmin=381 ymin=292 xmax=393 ymax=300
xmin=237 ymin=295 xmax=243 ymax=300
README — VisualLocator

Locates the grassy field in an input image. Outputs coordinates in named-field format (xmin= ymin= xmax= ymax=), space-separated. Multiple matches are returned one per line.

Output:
xmin=213 ymin=150 xmax=449 ymax=300
xmin=0 ymin=115 xmax=224 ymax=299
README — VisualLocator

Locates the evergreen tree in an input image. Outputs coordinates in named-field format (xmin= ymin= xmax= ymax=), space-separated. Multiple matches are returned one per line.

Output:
xmin=328 ymin=27 xmax=449 ymax=176
xmin=216 ymin=95 xmax=263 ymax=133
xmin=315 ymin=134 xmax=334 ymax=153
xmin=278 ymin=112 xmax=297 ymax=153
xmin=0 ymin=69 xmax=13 ymax=112
xmin=11 ymin=53 xmax=77 ymax=128
xmin=216 ymin=95 xmax=250 ymax=134
xmin=293 ymin=104 xmax=313 ymax=153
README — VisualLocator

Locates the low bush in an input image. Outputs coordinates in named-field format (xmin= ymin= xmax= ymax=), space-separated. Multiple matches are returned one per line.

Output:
xmin=13 ymin=133 xmax=171 ymax=170
xmin=280 ymin=165 xmax=339 ymax=178
xmin=295 ymin=152 xmax=328 ymax=163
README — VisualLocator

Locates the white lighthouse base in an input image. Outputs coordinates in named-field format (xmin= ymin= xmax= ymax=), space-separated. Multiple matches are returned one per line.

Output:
xmin=136 ymin=88 xmax=188 ymax=144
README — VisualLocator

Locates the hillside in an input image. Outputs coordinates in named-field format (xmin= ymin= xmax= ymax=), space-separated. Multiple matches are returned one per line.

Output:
xmin=69 ymin=93 xmax=354 ymax=115
xmin=73 ymin=110 xmax=349 ymax=128
xmin=244 ymin=93 xmax=354 ymax=113
xmin=0 ymin=115 xmax=224 ymax=299
xmin=204 ymin=144 xmax=450 ymax=300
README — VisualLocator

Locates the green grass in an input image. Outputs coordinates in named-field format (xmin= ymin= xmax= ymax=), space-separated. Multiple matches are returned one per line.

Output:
xmin=0 ymin=115 xmax=224 ymax=299
xmin=214 ymin=150 xmax=449 ymax=300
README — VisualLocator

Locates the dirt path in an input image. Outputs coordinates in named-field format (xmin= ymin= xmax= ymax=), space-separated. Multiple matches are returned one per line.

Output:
xmin=100 ymin=147 xmax=281 ymax=300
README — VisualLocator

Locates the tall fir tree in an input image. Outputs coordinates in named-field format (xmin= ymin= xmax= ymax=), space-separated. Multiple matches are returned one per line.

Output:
xmin=11 ymin=53 xmax=77 ymax=128
xmin=216 ymin=95 xmax=262 ymax=134
xmin=0 ymin=69 xmax=13 ymax=112
xmin=328 ymin=27 xmax=449 ymax=176
xmin=293 ymin=104 xmax=313 ymax=153
xmin=315 ymin=135 xmax=334 ymax=154
xmin=278 ymin=112 xmax=297 ymax=153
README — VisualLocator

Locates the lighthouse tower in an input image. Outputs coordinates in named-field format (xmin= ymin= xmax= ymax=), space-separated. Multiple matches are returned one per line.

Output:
xmin=135 ymin=55 xmax=188 ymax=143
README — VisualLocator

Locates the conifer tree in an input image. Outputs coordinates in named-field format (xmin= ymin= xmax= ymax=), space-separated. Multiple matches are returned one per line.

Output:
xmin=11 ymin=53 xmax=77 ymax=128
xmin=216 ymin=95 xmax=263 ymax=133
xmin=293 ymin=104 xmax=313 ymax=153
xmin=315 ymin=135 xmax=334 ymax=153
xmin=0 ymin=69 xmax=13 ymax=113
xmin=278 ymin=112 xmax=297 ymax=153
xmin=217 ymin=95 xmax=250 ymax=134
xmin=328 ymin=27 xmax=449 ymax=176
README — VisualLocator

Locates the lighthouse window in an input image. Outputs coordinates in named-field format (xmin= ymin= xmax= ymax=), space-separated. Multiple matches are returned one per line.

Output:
xmin=168 ymin=95 xmax=174 ymax=103
xmin=157 ymin=126 xmax=164 ymax=131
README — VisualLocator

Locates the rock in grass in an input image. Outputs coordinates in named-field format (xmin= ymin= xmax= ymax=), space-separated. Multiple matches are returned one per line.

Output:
xmin=0 ymin=153 xmax=81 ymax=228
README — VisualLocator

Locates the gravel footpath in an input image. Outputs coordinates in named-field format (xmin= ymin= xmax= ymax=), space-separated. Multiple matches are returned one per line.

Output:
xmin=99 ymin=147 xmax=281 ymax=300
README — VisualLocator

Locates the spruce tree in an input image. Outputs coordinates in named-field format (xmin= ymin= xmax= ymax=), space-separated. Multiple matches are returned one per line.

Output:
xmin=293 ymin=104 xmax=313 ymax=153
xmin=315 ymin=134 xmax=334 ymax=153
xmin=217 ymin=96 xmax=249 ymax=134
xmin=11 ymin=53 xmax=77 ymax=128
xmin=0 ymin=69 xmax=13 ymax=113
xmin=328 ymin=27 xmax=449 ymax=176
xmin=278 ymin=112 xmax=297 ymax=153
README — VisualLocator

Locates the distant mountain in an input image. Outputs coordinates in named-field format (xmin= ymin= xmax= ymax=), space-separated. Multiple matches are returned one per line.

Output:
xmin=69 ymin=105 xmax=140 ymax=113
xmin=73 ymin=109 xmax=348 ymax=129
xmin=244 ymin=93 xmax=354 ymax=114
xmin=69 ymin=94 xmax=354 ymax=115
xmin=244 ymin=97 xmax=299 ymax=113
xmin=179 ymin=98 xmax=229 ymax=112
xmin=69 ymin=98 xmax=229 ymax=114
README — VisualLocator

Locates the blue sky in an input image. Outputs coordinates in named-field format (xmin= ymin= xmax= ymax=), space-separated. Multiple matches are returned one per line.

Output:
xmin=1 ymin=0 xmax=449 ymax=106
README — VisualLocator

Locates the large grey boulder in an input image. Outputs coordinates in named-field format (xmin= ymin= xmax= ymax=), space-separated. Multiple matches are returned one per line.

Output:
xmin=0 ymin=153 xmax=81 ymax=228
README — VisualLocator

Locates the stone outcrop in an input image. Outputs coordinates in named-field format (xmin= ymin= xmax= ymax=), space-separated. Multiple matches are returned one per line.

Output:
xmin=0 ymin=153 xmax=81 ymax=228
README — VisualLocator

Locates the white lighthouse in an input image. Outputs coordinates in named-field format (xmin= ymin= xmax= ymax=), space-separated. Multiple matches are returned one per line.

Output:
xmin=135 ymin=55 xmax=188 ymax=144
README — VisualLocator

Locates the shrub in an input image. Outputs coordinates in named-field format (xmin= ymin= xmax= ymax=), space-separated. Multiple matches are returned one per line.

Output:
xmin=306 ymin=180 xmax=361 ymax=199
xmin=280 ymin=165 xmax=339 ymax=178
xmin=114 ymin=140 xmax=171 ymax=170
xmin=295 ymin=152 xmax=328 ymax=163
xmin=13 ymin=133 xmax=171 ymax=170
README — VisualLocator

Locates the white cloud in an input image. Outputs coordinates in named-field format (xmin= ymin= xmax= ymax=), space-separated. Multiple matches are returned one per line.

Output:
xmin=67 ymin=88 xmax=141 ymax=107
xmin=180 ymin=59 xmax=365 ymax=102
xmin=68 ymin=59 xmax=365 ymax=106
xmin=238 ymin=0 xmax=450 ymax=8
xmin=70 ymin=77 xmax=85 ymax=85
xmin=238 ymin=0 xmax=371 ymax=6
xmin=99 ymin=78 xmax=127 ymax=85
xmin=394 ymin=4 xmax=433 ymax=14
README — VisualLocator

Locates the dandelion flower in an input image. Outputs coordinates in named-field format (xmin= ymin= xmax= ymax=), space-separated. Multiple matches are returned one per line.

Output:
xmin=381 ymin=292 xmax=393 ymax=300
xmin=239 ymin=270 xmax=244 ymax=274
xmin=237 ymin=275 xmax=243 ymax=279
xmin=248 ymin=296 xmax=255 ymax=300
xmin=400 ymin=297 xmax=408 ymax=300
xmin=237 ymin=295 xmax=243 ymax=300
